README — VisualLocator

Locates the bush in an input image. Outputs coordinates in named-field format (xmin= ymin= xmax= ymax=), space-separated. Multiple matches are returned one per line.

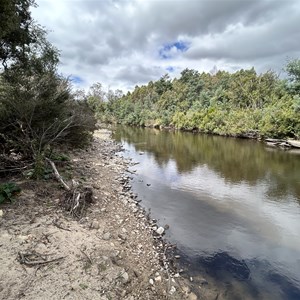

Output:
xmin=0 ymin=182 xmax=21 ymax=203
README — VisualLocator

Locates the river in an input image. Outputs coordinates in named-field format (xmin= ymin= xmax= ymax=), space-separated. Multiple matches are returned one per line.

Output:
xmin=112 ymin=125 xmax=300 ymax=300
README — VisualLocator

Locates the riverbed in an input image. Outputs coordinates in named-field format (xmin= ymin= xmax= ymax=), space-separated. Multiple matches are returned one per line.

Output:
xmin=112 ymin=126 xmax=300 ymax=300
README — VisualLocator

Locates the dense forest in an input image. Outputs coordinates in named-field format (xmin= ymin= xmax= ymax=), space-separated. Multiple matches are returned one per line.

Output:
xmin=90 ymin=60 xmax=300 ymax=139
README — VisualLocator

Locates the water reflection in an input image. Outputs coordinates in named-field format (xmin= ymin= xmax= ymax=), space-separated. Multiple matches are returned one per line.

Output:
xmin=181 ymin=251 xmax=300 ymax=300
xmin=199 ymin=252 xmax=251 ymax=281
xmin=113 ymin=126 xmax=300 ymax=201
xmin=112 ymin=125 xmax=300 ymax=299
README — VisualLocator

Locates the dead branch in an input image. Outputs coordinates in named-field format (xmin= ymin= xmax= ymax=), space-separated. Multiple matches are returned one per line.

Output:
xmin=46 ymin=158 xmax=70 ymax=191
xmin=18 ymin=251 xmax=65 ymax=266
xmin=46 ymin=158 xmax=93 ymax=218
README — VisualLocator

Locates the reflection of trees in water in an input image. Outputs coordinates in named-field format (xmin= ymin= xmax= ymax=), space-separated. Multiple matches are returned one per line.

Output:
xmin=113 ymin=126 xmax=300 ymax=201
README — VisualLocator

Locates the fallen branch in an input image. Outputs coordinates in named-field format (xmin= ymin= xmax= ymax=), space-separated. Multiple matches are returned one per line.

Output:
xmin=18 ymin=251 xmax=65 ymax=266
xmin=46 ymin=157 xmax=93 ymax=218
xmin=46 ymin=158 xmax=70 ymax=191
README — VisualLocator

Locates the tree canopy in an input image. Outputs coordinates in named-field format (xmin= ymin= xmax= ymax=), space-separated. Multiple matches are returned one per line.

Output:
xmin=94 ymin=61 xmax=300 ymax=139
xmin=0 ymin=0 xmax=37 ymax=69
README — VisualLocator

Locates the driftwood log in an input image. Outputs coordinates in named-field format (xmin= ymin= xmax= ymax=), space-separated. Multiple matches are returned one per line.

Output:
xmin=46 ymin=158 xmax=93 ymax=218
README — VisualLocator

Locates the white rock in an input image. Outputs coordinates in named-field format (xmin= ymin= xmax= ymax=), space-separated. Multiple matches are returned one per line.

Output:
xmin=155 ymin=276 xmax=162 ymax=282
xmin=188 ymin=292 xmax=198 ymax=300
xmin=149 ymin=278 xmax=154 ymax=285
xmin=182 ymin=286 xmax=191 ymax=294
xmin=169 ymin=286 xmax=176 ymax=295
xmin=91 ymin=220 xmax=100 ymax=229
xmin=103 ymin=232 xmax=111 ymax=240
xmin=156 ymin=227 xmax=165 ymax=235
xmin=121 ymin=271 xmax=129 ymax=284
xmin=0 ymin=210 xmax=3 ymax=218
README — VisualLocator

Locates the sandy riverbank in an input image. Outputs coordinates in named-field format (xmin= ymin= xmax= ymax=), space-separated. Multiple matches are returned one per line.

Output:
xmin=0 ymin=129 xmax=200 ymax=300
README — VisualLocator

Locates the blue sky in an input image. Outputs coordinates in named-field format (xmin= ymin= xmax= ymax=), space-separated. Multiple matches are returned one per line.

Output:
xmin=159 ymin=41 xmax=189 ymax=59
xmin=70 ymin=75 xmax=84 ymax=85
xmin=32 ymin=0 xmax=300 ymax=92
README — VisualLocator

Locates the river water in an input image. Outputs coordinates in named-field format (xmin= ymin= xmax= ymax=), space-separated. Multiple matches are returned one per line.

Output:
xmin=112 ymin=126 xmax=300 ymax=300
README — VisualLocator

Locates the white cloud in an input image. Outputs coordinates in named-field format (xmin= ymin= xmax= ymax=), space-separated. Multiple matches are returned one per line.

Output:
xmin=32 ymin=0 xmax=300 ymax=91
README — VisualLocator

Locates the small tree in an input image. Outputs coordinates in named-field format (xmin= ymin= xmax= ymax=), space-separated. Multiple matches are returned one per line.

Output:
xmin=286 ymin=59 xmax=300 ymax=95
xmin=0 ymin=27 xmax=96 ymax=178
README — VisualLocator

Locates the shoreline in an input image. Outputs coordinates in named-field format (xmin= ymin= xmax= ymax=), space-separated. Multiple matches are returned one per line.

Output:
xmin=117 ymin=123 xmax=300 ymax=145
xmin=0 ymin=129 xmax=194 ymax=300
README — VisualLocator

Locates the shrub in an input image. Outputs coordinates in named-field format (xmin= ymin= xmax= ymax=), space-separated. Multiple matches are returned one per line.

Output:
xmin=0 ymin=182 xmax=21 ymax=204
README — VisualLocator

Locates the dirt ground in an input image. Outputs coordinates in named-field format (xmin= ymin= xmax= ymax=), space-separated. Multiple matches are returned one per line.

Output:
xmin=0 ymin=129 xmax=200 ymax=300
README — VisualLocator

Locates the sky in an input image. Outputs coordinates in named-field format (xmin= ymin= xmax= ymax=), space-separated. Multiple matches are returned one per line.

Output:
xmin=32 ymin=0 xmax=300 ymax=92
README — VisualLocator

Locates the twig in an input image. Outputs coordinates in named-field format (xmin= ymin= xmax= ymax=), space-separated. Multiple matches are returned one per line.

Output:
xmin=18 ymin=252 xmax=65 ymax=266
xmin=21 ymin=256 xmax=64 ymax=266
xmin=72 ymin=192 xmax=81 ymax=211
xmin=80 ymin=249 xmax=93 ymax=265
xmin=52 ymin=220 xmax=71 ymax=231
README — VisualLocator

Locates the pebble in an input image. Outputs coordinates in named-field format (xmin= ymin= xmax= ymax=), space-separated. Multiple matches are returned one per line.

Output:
xmin=121 ymin=271 xmax=130 ymax=284
xmin=199 ymin=277 xmax=208 ymax=285
xmin=188 ymin=292 xmax=198 ymax=300
xmin=149 ymin=278 xmax=154 ymax=285
xmin=90 ymin=220 xmax=100 ymax=229
xmin=169 ymin=286 xmax=176 ymax=295
xmin=0 ymin=210 xmax=3 ymax=218
xmin=103 ymin=232 xmax=111 ymax=240
xmin=155 ymin=276 xmax=162 ymax=282
xmin=156 ymin=227 xmax=165 ymax=235
xmin=182 ymin=286 xmax=191 ymax=294
xmin=118 ymin=233 xmax=126 ymax=241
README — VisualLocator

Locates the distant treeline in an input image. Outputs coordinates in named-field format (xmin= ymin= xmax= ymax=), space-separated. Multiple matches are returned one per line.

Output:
xmin=90 ymin=60 xmax=300 ymax=139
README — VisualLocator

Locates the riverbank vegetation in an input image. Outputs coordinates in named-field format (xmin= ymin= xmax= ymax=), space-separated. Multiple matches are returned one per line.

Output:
xmin=0 ymin=0 xmax=96 ymax=178
xmin=92 ymin=60 xmax=300 ymax=139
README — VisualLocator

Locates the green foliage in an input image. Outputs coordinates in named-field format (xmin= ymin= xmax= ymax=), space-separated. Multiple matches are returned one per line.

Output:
xmin=0 ymin=0 xmax=36 ymax=69
xmin=0 ymin=3 xmax=96 ymax=178
xmin=0 ymin=182 xmax=21 ymax=203
xmin=285 ymin=59 xmax=300 ymax=95
xmin=49 ymin=152 xmax=70 ymax=162
xmin=96 ymin=61 xmax=300 ymax=140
